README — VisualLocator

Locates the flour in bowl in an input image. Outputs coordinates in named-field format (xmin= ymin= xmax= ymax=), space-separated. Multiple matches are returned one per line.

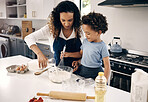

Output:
xmin=49 ymin=70 xmax=72 ymax=83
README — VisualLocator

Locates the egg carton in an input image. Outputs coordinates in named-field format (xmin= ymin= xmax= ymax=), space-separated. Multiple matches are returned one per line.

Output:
xmin=6 ymin=65 xmax=29 ymax=74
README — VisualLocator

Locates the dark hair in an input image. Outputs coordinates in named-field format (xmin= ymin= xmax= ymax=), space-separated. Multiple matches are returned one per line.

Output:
xmin=82 ymin=12 xmax=108 ymax=34
xmin=48 ymin=0 xmax=81 ymax=38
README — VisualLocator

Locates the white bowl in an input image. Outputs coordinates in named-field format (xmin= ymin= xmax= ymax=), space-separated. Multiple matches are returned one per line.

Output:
xmin=48 ymin=66 xmax=73 ymax=84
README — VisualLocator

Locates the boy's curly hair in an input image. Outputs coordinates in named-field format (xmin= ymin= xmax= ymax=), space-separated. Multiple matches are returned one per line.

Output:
xmin=48 ymin=1 xmax=81 ymax=38
xmin=82 ymin=12 xmax=108 ymax=34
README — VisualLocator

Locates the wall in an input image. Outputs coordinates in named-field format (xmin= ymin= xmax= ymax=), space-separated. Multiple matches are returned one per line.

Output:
xmin=0 ymin=0 xmax=76 ymax=34
xmin=0 ymin=19 xmax=47 ymax=31
xmin=91 ymin=0 xmax=148 ymax=52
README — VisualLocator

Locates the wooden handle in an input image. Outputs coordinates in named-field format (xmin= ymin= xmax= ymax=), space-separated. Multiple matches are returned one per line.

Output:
xmin=42 ymin=68 xmax=48 ymax=72
xmin=37 ymin=93 xmax=49 ymax=96
xmin=86 ymin=96 xmax=95 ymax=99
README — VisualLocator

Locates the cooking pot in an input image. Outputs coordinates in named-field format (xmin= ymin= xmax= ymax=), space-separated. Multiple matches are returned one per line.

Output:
xmin=110 ymin=37 xmax=122 ymax=56
xmin=6 ymin=25 xmax=20 ymax=35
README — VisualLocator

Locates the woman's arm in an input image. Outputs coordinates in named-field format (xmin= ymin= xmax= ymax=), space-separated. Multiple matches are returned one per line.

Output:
xmin=63 ymin=52 xmax=82 ymax=58
xmin=30 ymin=44 xmax=48 ymax=68
xmin=24 ymin=25 xmax=52 ymax=68
xmin=24 ymin=25 xmax=51 ymax=49
xmin=61 ymin=50 xmax=83 ymax=58
xmin=103 ymin=56 xmax=111 ymax=82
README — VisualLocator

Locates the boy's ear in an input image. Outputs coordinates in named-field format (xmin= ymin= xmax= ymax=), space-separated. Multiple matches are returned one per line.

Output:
xmin=98 ymin=30 xmax=102 ymax=34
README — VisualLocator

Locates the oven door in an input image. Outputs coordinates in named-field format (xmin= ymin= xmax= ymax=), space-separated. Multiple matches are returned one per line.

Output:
xmin=109 ymin=61 xmax=135 ymax=92
xmin=110 ymin=71 xmax=131 ymax=92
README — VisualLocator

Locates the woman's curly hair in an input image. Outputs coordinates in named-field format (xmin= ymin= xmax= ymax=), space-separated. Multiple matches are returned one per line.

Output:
xmin=82 ymin=12 xmax=108 ymax=34
xmin=48 ymin=1 xmax=81 ymax=38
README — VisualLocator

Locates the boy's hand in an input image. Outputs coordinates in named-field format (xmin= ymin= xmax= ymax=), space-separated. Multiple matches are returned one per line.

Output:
xmin=72 ymin=61 xmax=79 ymax=72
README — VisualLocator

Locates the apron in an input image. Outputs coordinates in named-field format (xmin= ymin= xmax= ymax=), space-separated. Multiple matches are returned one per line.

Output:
xmin=53 ymin=37 xmax=82 ymax=68
xmin=77 ymin=65 xmax=104 ymax=80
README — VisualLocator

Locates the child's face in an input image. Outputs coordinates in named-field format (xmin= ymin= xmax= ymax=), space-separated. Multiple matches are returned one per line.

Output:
xmin=82 ymin=24 xmax=100 ymax=42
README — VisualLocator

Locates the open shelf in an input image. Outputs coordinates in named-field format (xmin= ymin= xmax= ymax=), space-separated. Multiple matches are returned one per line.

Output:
xmin=6 ymin=0 xmax=26 ymax=18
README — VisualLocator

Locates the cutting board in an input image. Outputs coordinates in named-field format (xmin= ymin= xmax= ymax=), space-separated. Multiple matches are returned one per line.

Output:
xmin=22 ymin=21 xmax=32 ymax=39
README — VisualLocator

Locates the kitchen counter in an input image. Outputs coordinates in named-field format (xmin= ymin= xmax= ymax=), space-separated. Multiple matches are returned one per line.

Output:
xmin=0 ymin=33 xmax=50 ymax=45
xmin=0 ymin=33 xmax=22 ymax=39
xmin=0 ymin=55 xmax=130 ymax=102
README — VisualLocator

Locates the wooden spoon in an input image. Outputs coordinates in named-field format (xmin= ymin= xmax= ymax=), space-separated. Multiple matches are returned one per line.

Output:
xmin=34 ymin=68 xmax=48 ymax=75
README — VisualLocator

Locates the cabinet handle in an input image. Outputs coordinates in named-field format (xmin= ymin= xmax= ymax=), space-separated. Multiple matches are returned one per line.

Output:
xmin=11 ymin=39 xmax=15 ymax=41
xmin=32 ymin=11 xmax=36 ymax=17
xmin=45 ymin=54 xmax=49 ymax=57
xmin=44 ymin=47 xmax=49 ymax=50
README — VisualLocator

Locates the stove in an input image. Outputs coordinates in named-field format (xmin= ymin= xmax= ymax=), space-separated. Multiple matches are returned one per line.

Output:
xmin=109 ymin=50 xmax=148 ymax=92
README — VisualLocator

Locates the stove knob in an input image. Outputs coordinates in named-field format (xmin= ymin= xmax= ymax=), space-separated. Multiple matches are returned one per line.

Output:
xmin=124 ymin=66 xmax=126 ymax=69
xmin=119 ymin=65 xmax=121 ymax=68
xmin=110 ymin=62 xmax=114 ymax=67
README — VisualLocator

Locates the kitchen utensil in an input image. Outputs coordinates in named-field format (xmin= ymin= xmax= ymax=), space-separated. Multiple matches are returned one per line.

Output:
xmin=34 ymin=68 xmax=49 ymax=75
xmin=58 ymin=45 xmax=66 ymax=67
xmin=34 ymin=58 xmax=56 ymax=75
xmin=109 ymin=37 xmax=122 ymax=56
xmin=6 ymin=25 xmax=20 ymax=35
xmin=37 ymin=91 xmax=95 ymax=101
xmin=22 ymin=21 xmax=32 ymax=39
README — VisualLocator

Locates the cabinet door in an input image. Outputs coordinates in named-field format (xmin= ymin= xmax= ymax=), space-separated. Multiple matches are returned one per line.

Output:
xmin=16 ymin=39 xmax=24 ymax=56
xmin=0 ymin=0 xmax=6 ymax=18
xmin=42 ymin=0 xmax=54 ymax=19
xmin=26 ymin=0 xmax=43 ymax=19
xmin=26 ymin=0 xmax=54 ymax=19
xmin=37 ymin=43 xmax=53 ymax=59
xmin=24 ymin=42 xmax=36 ymax=59
xmin=10 ymin=38 xmax=17 ymax=56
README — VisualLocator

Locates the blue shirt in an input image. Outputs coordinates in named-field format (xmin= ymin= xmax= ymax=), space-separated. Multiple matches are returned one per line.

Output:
xmin=81 ymin=39 xmax=109 ymax=68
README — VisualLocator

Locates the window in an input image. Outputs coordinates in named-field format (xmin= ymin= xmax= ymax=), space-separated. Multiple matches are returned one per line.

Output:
xmin=74 ymin=0 xmax=90 ymax=16
xmin=80 ymin=0 xmax=90 ymax=16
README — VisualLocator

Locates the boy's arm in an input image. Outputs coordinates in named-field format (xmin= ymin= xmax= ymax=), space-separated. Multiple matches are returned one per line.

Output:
xmin=103 ymin=56 xmax=111 ymax=82
xmin=72 ymin=50 xmax=83 ymax=72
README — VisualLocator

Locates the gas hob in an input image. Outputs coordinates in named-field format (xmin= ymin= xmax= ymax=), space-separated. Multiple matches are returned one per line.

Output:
xmin=110 ymin=50 xmax=148 ymax=68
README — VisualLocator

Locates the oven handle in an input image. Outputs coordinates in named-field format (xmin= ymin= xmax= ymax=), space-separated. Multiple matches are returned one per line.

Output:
xmin=112 ymin=70 xmax=131 ymax=77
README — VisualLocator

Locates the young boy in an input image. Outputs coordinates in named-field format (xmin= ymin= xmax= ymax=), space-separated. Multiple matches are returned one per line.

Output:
xmin=72 ymin=12 xmax=111 ymax=80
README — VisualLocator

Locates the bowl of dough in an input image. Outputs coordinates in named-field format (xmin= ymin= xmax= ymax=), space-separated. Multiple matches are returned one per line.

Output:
xmin=48 ymin=66 xmax=73 ymax=84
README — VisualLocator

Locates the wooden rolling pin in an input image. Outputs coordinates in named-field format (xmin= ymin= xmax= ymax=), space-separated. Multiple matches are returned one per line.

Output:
xmin=37 ymin=91 xmax=95 ymax=101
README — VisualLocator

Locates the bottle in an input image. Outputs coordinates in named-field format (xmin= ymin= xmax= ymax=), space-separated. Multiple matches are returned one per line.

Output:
xmin=95 ymin=72 xmax=107 ymax=102
xmin=24 ymin=13 xmax=27 ymax=18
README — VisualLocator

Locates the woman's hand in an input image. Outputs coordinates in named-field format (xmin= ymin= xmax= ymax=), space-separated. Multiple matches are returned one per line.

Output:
xmin=72 ymin=61 xmax=79 ymax=72
xmin=60 ymin=52 xmax=70 ymax=59
xmin=37 ymin=52 xmax=48 ymax=68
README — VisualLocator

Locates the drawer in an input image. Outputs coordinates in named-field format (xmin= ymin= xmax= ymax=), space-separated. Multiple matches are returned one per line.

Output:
xmin=42 ymin=50 xmax=53 ymax=59
xmin=37 ymin=43 xmax=50 ymax=51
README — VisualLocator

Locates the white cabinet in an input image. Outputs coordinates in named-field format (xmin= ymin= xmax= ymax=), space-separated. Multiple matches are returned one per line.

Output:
xmin=0 ymin=0 xmax=54 ymax=19
xmin=6 ymin=0 xmax=26 ymax=18
xmin=26 ymin=0 xmax=54 ymax=19
xmin=0 ymin=0 xmax=6 ymax=18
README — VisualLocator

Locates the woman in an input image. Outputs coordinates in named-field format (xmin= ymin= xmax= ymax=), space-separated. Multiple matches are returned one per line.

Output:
xmin=25 ymin=1 xmax=83 ymax=69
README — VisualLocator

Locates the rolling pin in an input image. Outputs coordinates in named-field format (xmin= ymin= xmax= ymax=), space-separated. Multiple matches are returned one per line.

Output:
xmin=37 ymin=91 xmax=95 ymax=101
